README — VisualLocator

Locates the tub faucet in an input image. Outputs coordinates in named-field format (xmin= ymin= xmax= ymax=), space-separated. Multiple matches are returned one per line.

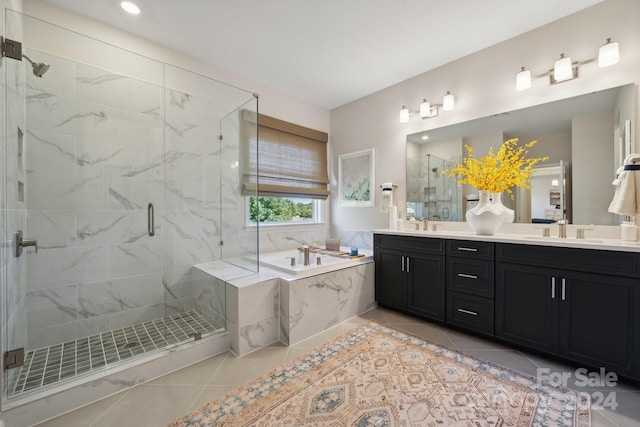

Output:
xmin=303 ymin=245 xmax=310 ymax=266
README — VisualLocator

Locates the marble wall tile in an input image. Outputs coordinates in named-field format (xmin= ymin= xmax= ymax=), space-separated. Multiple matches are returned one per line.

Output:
xmin=27 ymin=210 xmax=76 ymax=249
xmin=191 ymin=273 xmax=226 ymax=319
xmin=107 ymin=303 xmax=166 ymax=331
xmin=26 ymin=246 xmax=108 ymax=290
xmin=27 ymin=171 xmax=104 ymax=210
xmin=28 ymin=314 xmax=110 ymax=349
xmin=77 ymin=273 xmax=164 ymax=319
xmin=333 ymin=228 xmax=374 ymax=249
xmin=108 ymin=106 xmax=163 ymax=145
xmin=164 ymin=237 xmax=219 ymax=271
xmin=76 ymin=64 xmax=163 ymax=115
xmin=26 ymin=91 xmax=108 ymax=139
xmin=109 ymin=241 xmax=162 ymax=278
xmin=26 ymin=129 xmax=76 ymax=173
xmin=25 ymin=49 xmax=76 ymax=98
xmin=25 ymin=285 xmax=77 ymax=330
xmin=76 ymin=211 xmax=150 ymax=246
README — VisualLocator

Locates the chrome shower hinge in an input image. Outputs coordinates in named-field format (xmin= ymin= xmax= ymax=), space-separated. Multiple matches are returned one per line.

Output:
xmin=1 ymin=37 xmax=22 ymax=60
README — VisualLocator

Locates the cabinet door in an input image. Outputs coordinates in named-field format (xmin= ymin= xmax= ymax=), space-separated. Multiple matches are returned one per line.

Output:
xmin=559 ymin=271 xmax=640 ymax=376
xmin=496 ymin=263 xmax=558 ymax=354
xmin=406 ymin=251 xmax=445 ymax=321
xmin=375 ymin=248 xmax=407 ymax=310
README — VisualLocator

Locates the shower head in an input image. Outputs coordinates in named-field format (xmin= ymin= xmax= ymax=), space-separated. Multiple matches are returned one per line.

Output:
xmin=22 ymin=54 xmax=50 ymax=77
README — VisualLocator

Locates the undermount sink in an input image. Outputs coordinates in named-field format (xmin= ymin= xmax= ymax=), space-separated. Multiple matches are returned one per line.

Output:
xmin=524 ymin=236 xmax=604 ymax=244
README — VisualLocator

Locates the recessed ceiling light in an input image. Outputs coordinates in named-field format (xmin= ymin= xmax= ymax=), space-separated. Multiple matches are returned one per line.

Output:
xmin=421 ymin=135 xmax=429 ymax=140
xmin=121 ymin=1 xmax=140 ymax=15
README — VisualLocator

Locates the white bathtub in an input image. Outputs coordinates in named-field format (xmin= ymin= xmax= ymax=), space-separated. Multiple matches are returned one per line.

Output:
xmin=258 ymin=246 xmax=373 ymax=277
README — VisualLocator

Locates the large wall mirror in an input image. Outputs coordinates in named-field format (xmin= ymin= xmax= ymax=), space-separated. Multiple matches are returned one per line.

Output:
xmin=406 ymin=83 xmax=636 ymax=226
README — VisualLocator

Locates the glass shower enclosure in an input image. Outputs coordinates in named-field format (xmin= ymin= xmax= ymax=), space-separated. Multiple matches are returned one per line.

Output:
xmin=406 ymin=153 xmax=460 ymax=221
xmin=1 ymin=10 xmax=257 ymax=406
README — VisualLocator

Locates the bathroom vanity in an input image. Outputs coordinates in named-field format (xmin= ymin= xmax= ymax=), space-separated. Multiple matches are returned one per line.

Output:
xmin=374 ymin=229 xmax=640 ymax=381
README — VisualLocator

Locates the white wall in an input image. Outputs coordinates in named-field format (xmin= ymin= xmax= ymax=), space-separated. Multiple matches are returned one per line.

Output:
xmin=330 ymin=0 xmax=640 ymax=245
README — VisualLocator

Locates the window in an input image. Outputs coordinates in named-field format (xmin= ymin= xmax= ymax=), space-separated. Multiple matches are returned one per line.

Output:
xmin=248 ymin=196 xmax=322 ymax=226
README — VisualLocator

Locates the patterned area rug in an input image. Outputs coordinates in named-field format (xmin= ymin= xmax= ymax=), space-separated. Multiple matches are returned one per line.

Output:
xmin=168 ymin=322 xmax=590 ymax=426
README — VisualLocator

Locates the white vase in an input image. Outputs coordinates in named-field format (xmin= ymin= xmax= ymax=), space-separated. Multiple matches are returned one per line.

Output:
xmin=466 ymin=191 xmax=504 ymax=235
xmin=490 ymin=192 xmax=514 ymax=224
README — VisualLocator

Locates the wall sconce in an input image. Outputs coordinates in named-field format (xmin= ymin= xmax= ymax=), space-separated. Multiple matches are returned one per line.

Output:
xmin=399 ymin=91 xmax=455 ymax=122
xmin=598 ymin=38 xmax=619 ymax=67
xmin=442 ymin=91 xmax=455 ymax=111
xmin=399 ymin=106 xmax=410 ymax=123
xmin=515 ymin=38 xmax=620 ymax=90
xmin=516 ymin=67 xmax=532 ymax=91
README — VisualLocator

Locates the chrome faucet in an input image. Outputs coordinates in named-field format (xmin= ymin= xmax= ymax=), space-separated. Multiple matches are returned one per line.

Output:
xmin=302 ymin=245 xmax=310 ymax=266
xmin=557 ymin=219 xmax=567 ymax=238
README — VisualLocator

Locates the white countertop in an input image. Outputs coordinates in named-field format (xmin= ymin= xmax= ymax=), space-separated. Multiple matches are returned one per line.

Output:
xmin=374 ymin=223 xmax=640 ymax=253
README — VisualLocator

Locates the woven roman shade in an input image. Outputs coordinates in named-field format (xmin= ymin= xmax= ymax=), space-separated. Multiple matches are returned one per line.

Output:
xmin=241 ymin=111 xmax=329 ymax=199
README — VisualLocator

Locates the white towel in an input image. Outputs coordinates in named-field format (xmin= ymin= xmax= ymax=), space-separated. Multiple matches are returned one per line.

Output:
xmin=608 ymin=154 xmax=640 ymax=216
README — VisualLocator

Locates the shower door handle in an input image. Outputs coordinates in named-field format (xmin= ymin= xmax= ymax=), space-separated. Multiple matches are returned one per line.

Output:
xmin=148 ymin=203 xmax=155 ymax=237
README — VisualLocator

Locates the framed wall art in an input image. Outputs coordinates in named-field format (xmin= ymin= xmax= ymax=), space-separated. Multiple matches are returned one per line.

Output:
xmin=339 ymin=148 xmax=375 ymax=207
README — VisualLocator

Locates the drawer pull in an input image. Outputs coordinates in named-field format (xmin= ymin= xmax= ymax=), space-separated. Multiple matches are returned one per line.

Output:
xmin=457 ymin=308 xmax=478 ymax=316
xmin=551 ymin=277 xmax=556 ymax=299
xmin=457 ymin=247 xmax=478 ymax=252
xmin=457 ymin=273 xmax=478 ymax=279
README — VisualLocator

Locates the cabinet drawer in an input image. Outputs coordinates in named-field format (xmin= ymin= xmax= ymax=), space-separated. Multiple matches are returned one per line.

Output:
xmin=446 ymin=240 xmax=494 ymax=260
xmin=447 ymin=257 xmax=494 ymax=297
xmin=374 ymin=234 xmax=444 ymax=254
xmin=496 ymin=243 xmax=640 ymax=277
xmin=446 ymin=291 xmax=494 ymax=336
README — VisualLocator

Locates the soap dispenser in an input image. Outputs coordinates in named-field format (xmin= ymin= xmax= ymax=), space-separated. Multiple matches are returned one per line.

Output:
xmin=621 ymin=216 xmax=638 ymax=242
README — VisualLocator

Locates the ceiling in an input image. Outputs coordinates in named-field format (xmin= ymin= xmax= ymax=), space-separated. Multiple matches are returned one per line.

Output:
xmin=43 ymin=0 xmax=604 ymax=109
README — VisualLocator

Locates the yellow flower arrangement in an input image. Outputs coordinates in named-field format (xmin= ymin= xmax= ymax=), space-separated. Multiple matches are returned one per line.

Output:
xmin=444 ymin=138 xmax=549 ymax=196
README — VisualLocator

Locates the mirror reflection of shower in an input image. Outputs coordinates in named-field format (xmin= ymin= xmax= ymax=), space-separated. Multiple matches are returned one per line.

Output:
xmin=22 ymin=53 xmax=50 ymax=77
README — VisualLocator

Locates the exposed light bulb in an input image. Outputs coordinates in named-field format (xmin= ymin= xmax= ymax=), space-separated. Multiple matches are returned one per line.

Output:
xmin=399 ymin=106 xmax=409 ymax=123
xmin=554 ymin=54 xmax=573 ymax=82
xmin=516 ymin=67 xmax=531 ymax=91
xmin=599 ymin=38 xmax=619 ymax=67
xmin=442 ymin=91 xmax=455 ymax=111
xmin=121 ymin=1 xmax=141 ymax=15
xmin=419 ymin=99 xmax=431 ymax=118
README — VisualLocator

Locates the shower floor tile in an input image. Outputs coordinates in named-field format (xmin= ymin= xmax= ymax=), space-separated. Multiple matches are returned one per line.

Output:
xmin=8 ymin=310 xmax=218 ymax=398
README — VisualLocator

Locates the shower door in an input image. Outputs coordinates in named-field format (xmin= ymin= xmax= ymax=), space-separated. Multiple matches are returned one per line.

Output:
xmin=1 ymin=11 xmax=168 ymax=403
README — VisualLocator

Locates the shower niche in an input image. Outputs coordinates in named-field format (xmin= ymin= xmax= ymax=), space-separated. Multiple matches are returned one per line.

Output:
xmin=407 ymin=154 xmax=460 ymax=221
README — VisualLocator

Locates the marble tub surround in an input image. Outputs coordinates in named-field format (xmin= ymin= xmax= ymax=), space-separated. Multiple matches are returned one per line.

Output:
xmin=376 ymin=222 xmax=635 ymax=251
xmin=195 ymin=254 xmax=375 ymax=356
xmin=281 ymin=262 xmax=376 ymax=346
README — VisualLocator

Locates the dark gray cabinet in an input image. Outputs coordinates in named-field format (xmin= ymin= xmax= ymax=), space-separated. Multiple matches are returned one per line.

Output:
xmin=374 ymin=234 xmax=445 ymax=321
xmin=374 ymin=234 xmax=640 ymax=380
xmin=496 ymin=243 xmax=640 ymax=380
xmin=446 ymin=240 xmax=495 ymax=336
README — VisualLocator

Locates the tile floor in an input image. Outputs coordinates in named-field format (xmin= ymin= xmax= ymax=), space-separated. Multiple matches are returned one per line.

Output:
xmin=35 ymin=307 xmax=640 ymax=427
